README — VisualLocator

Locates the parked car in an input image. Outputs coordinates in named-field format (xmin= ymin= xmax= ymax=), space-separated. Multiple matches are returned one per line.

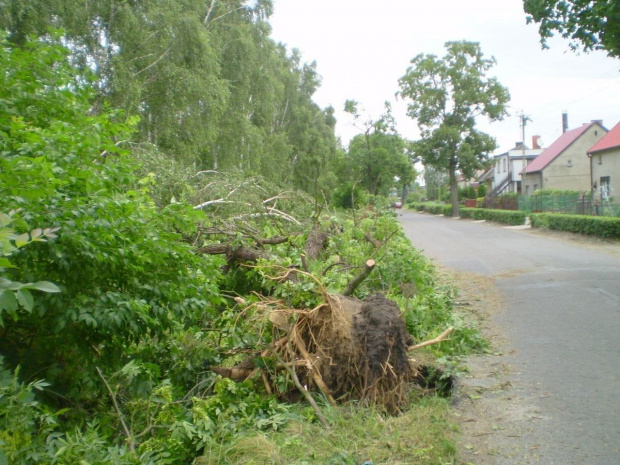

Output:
xmin=392 ymin=201 xmax=403 ymax=209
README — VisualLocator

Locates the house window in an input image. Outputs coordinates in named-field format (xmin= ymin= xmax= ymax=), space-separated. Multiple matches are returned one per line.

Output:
xmin=567 ymin=159 xmax=572 ymax=167
xmin=534 ymin=184 xmax=539 ymax=192
xmin=599 ymin=155 xmax=602 ymax=165
xmin=503 ymin=159 xmax=506 ymax=172
xmin=600 ymin=176 xmax=611 ymax=199
xmin=525 ymin=185 xmax=530 ymax=195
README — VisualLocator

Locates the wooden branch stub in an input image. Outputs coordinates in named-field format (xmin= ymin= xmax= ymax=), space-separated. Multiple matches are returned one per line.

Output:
xmin=408 ymin=327 xmax=453 ymax=352
xmin=342 ymin=259 xmax=376 ymax=297
xmin=300 ymin=253 xmax=309 ymax=272
xmin=363 ymin=232 xmax=382 ymax=249
xmin=196 ymin=244 xmax=266 ymax=263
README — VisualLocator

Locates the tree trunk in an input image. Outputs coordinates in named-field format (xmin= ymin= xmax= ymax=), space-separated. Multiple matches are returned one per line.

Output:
xmin=449 ymin=159 xmax=459 ymax=217
xmin=400 ymin=184 xmax=409 ymax=205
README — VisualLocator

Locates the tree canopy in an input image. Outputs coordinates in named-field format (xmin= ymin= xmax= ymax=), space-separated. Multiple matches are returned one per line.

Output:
xmin=524 ymin=0 xmax=620 ymax=57
xmin=0 ymin=0 xmax=337 ymax=201
xmin=398 ymin=41 xmax=510 ymax=216
xmin=342 ymin=102 xmax=415 ymax=198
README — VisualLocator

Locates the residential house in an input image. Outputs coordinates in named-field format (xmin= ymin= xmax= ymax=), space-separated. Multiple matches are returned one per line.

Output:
xmin=490 ymin=138 xmax=544 ymax=195
xmin=588 ymin=120 xmax=620 ymax=202
xmin=523 ymin=121 xmax=607 ymax=195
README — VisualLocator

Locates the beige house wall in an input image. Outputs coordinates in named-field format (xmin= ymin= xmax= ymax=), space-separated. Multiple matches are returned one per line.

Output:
xmin=525 ymin=124 xmax=606 ymax=194
xmin=523 ymin=172 xmax=542 ymax=194
xmin=591 ymin=147 xmax=620 ymax=200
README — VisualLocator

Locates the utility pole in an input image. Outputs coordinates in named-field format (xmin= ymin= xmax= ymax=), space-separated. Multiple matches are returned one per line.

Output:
xmin=519 ymin=112 xmax=532 ymax=197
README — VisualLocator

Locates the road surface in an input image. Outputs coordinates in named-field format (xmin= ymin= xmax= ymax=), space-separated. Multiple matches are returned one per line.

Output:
xmin=399 ymin=210 xmax=620 ymax=465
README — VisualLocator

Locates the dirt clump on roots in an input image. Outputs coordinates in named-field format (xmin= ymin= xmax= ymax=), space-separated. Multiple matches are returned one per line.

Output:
xmin=297 ymin=293 xmax=416 ymax=413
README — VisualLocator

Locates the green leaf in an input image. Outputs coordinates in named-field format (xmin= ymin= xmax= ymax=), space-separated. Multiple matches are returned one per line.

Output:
xmin=0 ymin=290 xmax=18 ymax=312
xmin=13 ymin=232 xmax=30 ymax=247
xmin=16 ymin=289 xmax=34 ymax=311
xmin=29 ymin=281 xmax=61 ymax=293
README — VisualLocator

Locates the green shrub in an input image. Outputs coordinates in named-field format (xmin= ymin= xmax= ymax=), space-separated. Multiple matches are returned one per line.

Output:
xmin=531 ymin=213 xmax=620 ymax=238
xmin=407 ymin=202 xmax=452 ymax=216
xmin=459 ymin=208 xmax=526 ymax=225
xmin=458 ymin=186 xmax=476 ymax=200
xmin=332 ymin=183 xmax=367 ymax=209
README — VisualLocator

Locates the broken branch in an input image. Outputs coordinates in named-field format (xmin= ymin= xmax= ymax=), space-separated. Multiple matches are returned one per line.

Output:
xmin=268 ymin=345 xmax=330 ymax=430
xmin=408 ymin=328 xmax=453 ymax=352
xmin=96 ymin=367 xmax=134 ymax=452
xmin=342 ymin=259 xmax=376 ymax=296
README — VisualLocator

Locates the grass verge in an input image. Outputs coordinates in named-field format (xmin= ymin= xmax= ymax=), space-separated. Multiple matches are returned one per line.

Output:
xmin=197 ymin=395 xmax=458 ymax=465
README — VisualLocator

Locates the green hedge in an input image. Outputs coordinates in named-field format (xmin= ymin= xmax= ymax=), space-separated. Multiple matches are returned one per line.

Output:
xmin=460 ymin=208 xmax=527 ymax=225
xmin=409 ymin=203 xmax=525 ymax=225
xmin=531 ymin=213 xmax=620 ymax=238
xmin=408 ymin=203 xmax=620 ymax=238
xmin=408 ymin=202 xmax=452 ymax=216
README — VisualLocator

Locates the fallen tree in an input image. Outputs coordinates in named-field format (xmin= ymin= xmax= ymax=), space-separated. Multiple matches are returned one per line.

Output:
xmin=213 ymin=264 xmax=453 ymax=414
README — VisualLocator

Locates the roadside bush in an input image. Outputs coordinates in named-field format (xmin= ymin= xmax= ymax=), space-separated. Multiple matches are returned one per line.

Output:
xmin=531 ymin=213 xmax=620 ymax=238
xmin=407 ymin=202 xmax=452 ymax=216
xmin=460 ymin=208 xmax=526 ymax=225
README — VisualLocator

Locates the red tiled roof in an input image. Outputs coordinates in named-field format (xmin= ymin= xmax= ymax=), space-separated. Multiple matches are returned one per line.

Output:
xmin=525 ymin=123 xmax=594 ymax=173
xmin=588 ymin=121 xmax=620 ymax=154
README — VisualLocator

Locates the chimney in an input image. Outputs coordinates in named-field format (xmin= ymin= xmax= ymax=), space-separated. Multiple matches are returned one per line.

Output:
xmin=562 ymin=112 xmax=568 ymax=133
xmin=532 ymin=135 xmax=541 ymax=149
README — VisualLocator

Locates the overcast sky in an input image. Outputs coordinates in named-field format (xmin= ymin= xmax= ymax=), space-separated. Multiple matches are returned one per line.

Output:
xmin=269 ymin=0 xmax=620 ymax=155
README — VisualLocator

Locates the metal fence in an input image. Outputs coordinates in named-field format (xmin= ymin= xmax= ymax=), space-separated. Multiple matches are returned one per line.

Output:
xmin=485 ymin=193 xmax=620 ymax=217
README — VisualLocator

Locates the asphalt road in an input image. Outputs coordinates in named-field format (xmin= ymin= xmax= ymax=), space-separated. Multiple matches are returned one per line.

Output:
xmin=398 ymin=210 xmax=620 ymax=465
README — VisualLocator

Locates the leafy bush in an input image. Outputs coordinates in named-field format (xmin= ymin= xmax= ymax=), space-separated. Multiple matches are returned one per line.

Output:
xmin=331 ymin=183 xmax=368 ymax=209
xmin=458 ymin=186 xmax=477 ymax=200
xmin=477 ymin=184 xmax=487 ymax=198
xmin=531 ymin=213 xmax=620 ymax=238
xmin=408 ymin=202 xmax=453 ymax=216
xmin=531 ymin=188 xmax=587 ymax=197
xmin=459 ymin=208 xmax=527 ymax=225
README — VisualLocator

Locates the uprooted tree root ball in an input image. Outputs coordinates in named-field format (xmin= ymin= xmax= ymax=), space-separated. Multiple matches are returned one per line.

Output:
xmin=300 ymin=292 xmax=417 ymax=413
xmin=225 ymin=277 xmax=451 ymax=415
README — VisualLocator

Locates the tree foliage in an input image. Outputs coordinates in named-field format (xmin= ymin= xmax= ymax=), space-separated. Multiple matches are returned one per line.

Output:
xmin=524 ymin=0 xmax=620 ymax=57
xmin=398 ymin=41 xmax=509 ymax=216
xmin=342 ymin=101 xmax=415 ymax=198
xmin=0 ymin=0 xmax=337 ymax=199
xmin=0 ymin=35 xmax=224 ymax=405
